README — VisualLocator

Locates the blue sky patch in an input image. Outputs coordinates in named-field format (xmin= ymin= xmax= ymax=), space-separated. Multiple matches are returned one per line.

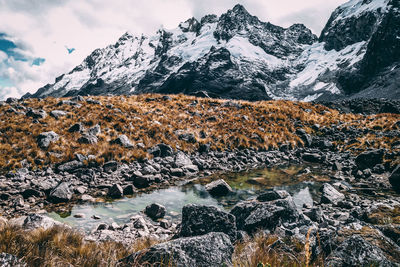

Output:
xmin=0 ymin=33 xmax=27 ymax=62
xmin=32 ymin=57 xmax=45 ymax=66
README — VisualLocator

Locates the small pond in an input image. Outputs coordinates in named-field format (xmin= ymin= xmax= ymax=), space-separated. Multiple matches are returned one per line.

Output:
xmin=47 ymin=164 xmax=328 ymax=233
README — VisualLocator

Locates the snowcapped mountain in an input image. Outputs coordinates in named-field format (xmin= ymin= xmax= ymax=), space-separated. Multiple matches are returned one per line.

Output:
xmin=26 ymin=0 xmax=400 ymax=101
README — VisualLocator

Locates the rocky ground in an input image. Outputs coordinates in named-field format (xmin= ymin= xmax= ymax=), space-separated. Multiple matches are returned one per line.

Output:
xmin=0 ymin=95 xmax=400 ymax=266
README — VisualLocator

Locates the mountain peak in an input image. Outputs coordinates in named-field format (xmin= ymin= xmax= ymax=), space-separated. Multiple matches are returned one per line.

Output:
xmin=232 ymin=4 xmax=248 ymax=14
xmin=179 ymin=17 xmax=201 ymax=33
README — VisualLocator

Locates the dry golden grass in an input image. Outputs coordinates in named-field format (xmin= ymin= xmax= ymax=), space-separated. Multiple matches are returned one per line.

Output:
xmin=0 ymin=223 xmax=131 ymax=266
xmin=0 ymin=222 xmax=326 ymax=267
xmin=0 ymin=94 xmax=399 ymax=171
xmin=232 ymin=231 xmax=324 ymax=267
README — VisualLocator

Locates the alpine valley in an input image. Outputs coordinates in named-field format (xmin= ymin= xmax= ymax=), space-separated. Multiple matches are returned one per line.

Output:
xmin=25 ymin=0 xmax=400 ymax=101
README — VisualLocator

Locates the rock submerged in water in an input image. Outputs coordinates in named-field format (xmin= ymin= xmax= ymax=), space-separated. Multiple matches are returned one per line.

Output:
xmin=178 ymin=204 xmax=237 ymax=242
xmin=120 ymin=232 xmax=233 ymax=267
xmin=205 ymin=179 xmax=233 ymax=197
xmin=144 ymin=203 xmax=166 ymax=220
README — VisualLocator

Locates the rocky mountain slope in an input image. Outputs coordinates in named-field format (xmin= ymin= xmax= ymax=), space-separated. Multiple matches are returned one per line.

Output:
xmin=25 ymin=0 xmax=399 ymax=101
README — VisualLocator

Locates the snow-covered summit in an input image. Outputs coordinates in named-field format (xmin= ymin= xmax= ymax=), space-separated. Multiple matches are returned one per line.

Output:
xmin=26 ymin=0 xmax=399 ymax=101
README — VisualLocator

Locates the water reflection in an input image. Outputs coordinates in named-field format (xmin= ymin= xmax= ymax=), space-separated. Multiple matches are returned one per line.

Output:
xmin=47 ymin=165 xmax=325 ymax=233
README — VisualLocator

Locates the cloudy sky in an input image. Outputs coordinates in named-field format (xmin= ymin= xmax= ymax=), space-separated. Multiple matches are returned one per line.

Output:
xmin=0 ymin=0 xmax=348 ymax=100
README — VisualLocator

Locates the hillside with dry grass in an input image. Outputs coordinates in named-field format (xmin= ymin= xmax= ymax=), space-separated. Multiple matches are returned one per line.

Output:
xmin=1 ymin=94 xmax=399 ymax=172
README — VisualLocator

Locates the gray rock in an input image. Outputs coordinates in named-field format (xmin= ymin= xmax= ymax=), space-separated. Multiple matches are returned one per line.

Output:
xmin=145 ymin=203 xmax=166 ymax=220
xmin=37 ymin=131 xmax=59 ymax=149
xmin=231 ymin=197 xmax=300 ymax=234
xmin=50 ymin=110 xmax=67 ymax=119
xmin=205 ymin=179 xmax=233 ymax=197
xmin=149 ymin=143 xmax=173 ymax=157
xmin=325 ymin=235 xmax=395 ymax=267
xmin=120 ymin=232 xmax=233 ymax=267
xmin=178 ymin=133 xmax=197 ymax=143
xmin=302 ymin=153 xmax=322 ymax=163
xmin=57 ymin=160 xmax=83 ymax=172
xmin=198 ymin=143 xmax=210 ymax=153
xmin=110 ymin=135 xmax=134 ymax=148
xmin=174 ymin=152 xmax=193 ymax=168
xmin=22 ymin=213 xmax=62 ymax=230
xmin=257 ymin=189 xmax=290 ymax=202
xmin=88 ymin=124 xmax=101 ymax=136
xmin=78 ymin=134 xmax=98 ymax=144
xmin=68 ymin=123 xmax=84 ymax=133
xmin=103 ymin=161 xmax=118 ymax=172
xmin=355 ymin=149 xmax=384 ymax=170
xmin=170 ymin=168 xmax=184 ymax=177
xmin=26 ymin=109 xmax=47 ymax=119
xmin=389 ymin=165 xmax=400 ymax=191
xmin=123 ymin=185 xmax=136 ymax=195
xmin=133 ymin=175 xmax=155 ymax=188
xmin=320 ymin=183 xmax=345 ymax=205
xmin=179 ymin=204 xmax=237 ymax=242
xmin=49 ymin=182 xmax=72 ymax=203
xmin=108 ymin=184 xmax=123 ymax=199
xmin=0 ymin=253 xmax=26 ymax=267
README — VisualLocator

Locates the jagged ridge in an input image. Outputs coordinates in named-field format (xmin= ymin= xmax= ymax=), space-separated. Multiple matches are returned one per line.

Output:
xmin=26 ymin=0 xmax=399 ymax=101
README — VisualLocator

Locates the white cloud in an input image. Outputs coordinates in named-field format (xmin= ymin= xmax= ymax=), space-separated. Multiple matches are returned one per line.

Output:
xmin=0 ymin=0 xmax=348 ymax=100
xmin=0 ymin=86 xmax=20 ymax=100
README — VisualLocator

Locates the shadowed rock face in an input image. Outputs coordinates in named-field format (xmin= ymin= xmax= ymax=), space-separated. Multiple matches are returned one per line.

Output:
xmin=120 ymin=232 xmax=233 ymax=267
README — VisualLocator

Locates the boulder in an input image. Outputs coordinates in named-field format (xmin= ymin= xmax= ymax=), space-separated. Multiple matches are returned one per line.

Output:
xmin=230 ymin=197 xmax=299 ymax=234
xmin=302 ymin=153 xmax=322 ymax=163
xmin=174 ymin=152 xmax=193 ymax=168
xmin=149 ymin=143 xmax=173 ymax=157
xmin=133 ymin=175 xmax=155 ymax=188
xmin=178 ymin=133 xmax=197 ymax=143
xmin=57 ymin=160 xmax=83 ymax=173
xmin=325 ymin=235 xmax=395 ymax=266
xmin=37 ymin=131 xmax=59 ymax=149
xmin=49 ymin=110 xmax=67 ymax=119
xmin=257 ymin=189 xmax=290 ymax=202
xmin=198 ymin=143 xmax=210 ymax=153
xmin=205 ymin=179 xmax=233 ymax=197
xmin=123 ymin=185 xmax=136 ymax=195
xmin=110 ymin=135 xmax=134 ymax=148
xmin=68 ymin=123 xmax=84 ymax=133
xmin=179 ymin=204 xmax=237 ymax=242
xmin=389 ymin=165 xmax=400 ymax=191
xmin=103 ymin=161 xmax=118 ymax=172
xmin=320 ymin=183 xmax=345 ymax=205
xmin=78 ymin=134 xmax=98 ymax=144
xmin=88 ymin=124 xmax=101 ymax=136
xmin=144 ymin=203 xmax=166 ymax=220
xmin=108 ymin=184 xmax=123 ymax=199
xmin=26 ymin=109 xmax=47 ymax=119
xmin=48 ymin=182 xmax=72 ymax=203
xmin=355 ymin=149 xmax=384 ymax=170
xmin=120 ymin=232 xmax=233 ymax=267
xmin=21 ymin=188 xmax=42 ymax=199
xmin=0 ymin=253 xmax=26 ymax=267
xmin=22 ymin=213 xmax=62 ymax=230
